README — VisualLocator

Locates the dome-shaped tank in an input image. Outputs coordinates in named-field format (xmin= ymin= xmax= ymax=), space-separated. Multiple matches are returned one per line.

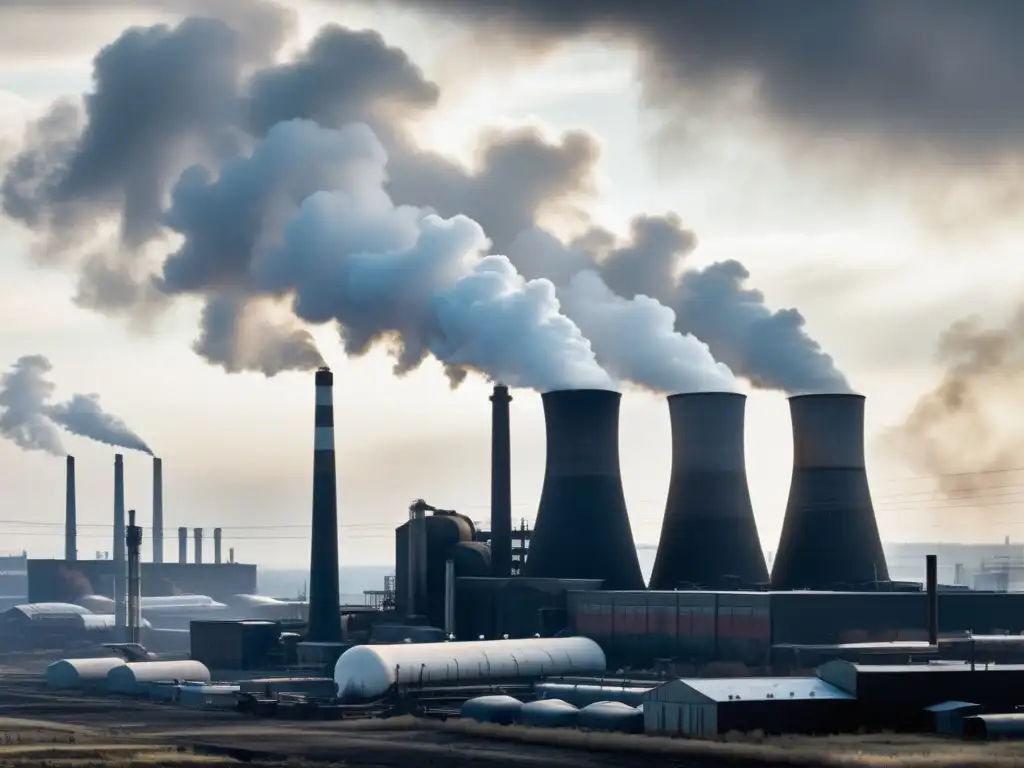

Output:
xmin=106 ymin=660 xmax=211 ymax=695
xmin=577 ymin=701 xmax=644 ymax=733
xmin=459 ymin=694 xmax=523 ymax=724
xmin=517 ymin=698 xmax=579 ymax=728
xmin=451 ymin=541 xmax=491 ymax=578
xmin=334 ymin=636 xmax=607 ymax=702
xmin=45 ymin=657 xmax=126 ymax=690
xmin=535 ymin=683 xmax=648 ymax=708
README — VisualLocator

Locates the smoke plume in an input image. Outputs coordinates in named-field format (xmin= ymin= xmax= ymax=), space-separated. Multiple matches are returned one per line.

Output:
xmin=0 ymin=355 xmax=152 ymax=455
xmin=886 ymin=308 xmax=1024 ymax=494
xmin=509 ymin=219 xmax=850 ymax=394
xmin=169 ymin=118 xmax=611 ymax=391
xmin=0 ymin=13 xmax=843 ymax=393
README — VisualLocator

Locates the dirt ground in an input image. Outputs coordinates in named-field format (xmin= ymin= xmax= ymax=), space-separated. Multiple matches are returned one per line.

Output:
xmin=1 ymin=651 xmax=1024 ymax=767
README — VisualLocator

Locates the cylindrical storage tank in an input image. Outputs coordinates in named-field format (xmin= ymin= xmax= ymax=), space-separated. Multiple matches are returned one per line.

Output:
xmin=459 ymin=694 xmax=523 ymax=724
xmin=106 ymin=660 xmax=212 ymax=695
xmin=771 ymin=394 xmax=889 ymax=590
xmin=535 ymin=683 xmax=648 ymax=708
xmin=523 ymin=390 xmax=644 ymax=590
xmin=334 ymin=636 xmax=607 ymax=702
xmin=451 ymin=541 xmax=491 ymax=578
xmin=649 ymin=393 xmax=768 ymax=590
xmin=81 ymin=615 xmax=152 ymax=631
xmin=577 ymin=701 xmax=644 ymax=733
xmin=517 ymin=698 xmax=579 ymax=728
xmin=45 ymin=657 xmax=126 ymax=690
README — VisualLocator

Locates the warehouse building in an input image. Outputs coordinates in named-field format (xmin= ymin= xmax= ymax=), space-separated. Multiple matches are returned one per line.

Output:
xmin=642 ymin=676 xmax=855 ymax=737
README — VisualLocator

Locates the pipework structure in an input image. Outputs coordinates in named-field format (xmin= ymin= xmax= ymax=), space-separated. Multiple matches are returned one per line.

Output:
xmin=307 ymin=366 xmax=342 ymax=643
xmin=649 ymin=392 xmax=768 ymax=590
xmin=771 ymin=394 xmax=889 ymax=590
xmin=523 ymin=389 xmax=644 ymax=590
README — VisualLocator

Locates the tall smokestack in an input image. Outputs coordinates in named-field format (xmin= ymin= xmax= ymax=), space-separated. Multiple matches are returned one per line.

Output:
xmin=126 ymin=509 xmax=143 ymax=645
xmin=113 ymin=454 xmax=126 ymax=630
xmin=926 ymin=554 xmax=938 ymax=646
xmin=307 ymin=366 xmax=342 ymax=643
xmin=490 ymin=384 xmax=513 ymax=578
xmin=214 ymin=528 xmax=222 ymax=564
xmin=178 ymin=526 xmax=187 ymax=564
xmin=649 ymin=393 xmax=768 ymax=590
xmin=194 ymin=528 xmax=203 ymax=564
xmin=152 ymin=457 xmax=163 ymax=563
xmin=771 ymin=394 xmax=889 ymax=590
xmin=65 ymin=455 xmax=77 ymax=562
xmin=523 ymin=390 xmax=644 ymax=589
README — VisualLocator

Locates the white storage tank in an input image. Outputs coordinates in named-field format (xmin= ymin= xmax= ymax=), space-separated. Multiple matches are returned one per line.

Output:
xmin=459 ymin=694 xmax=523 ymax=724
xmin=106 ymin=660 xmax=211 ymax=695
xmin=517 ymin=698 xmax=579 ymax=728
xmin=577 ymin=701 xmax=644 ymax=733
xmin=45 ymin=657 xmax=126 ymax=690
xmin=535 ymin=683 xmax=649 ymax=708
xmin=178 ymin=683 xmax=240 ymax=710
xmin=334 ymin=636 xmax=606 ymax=702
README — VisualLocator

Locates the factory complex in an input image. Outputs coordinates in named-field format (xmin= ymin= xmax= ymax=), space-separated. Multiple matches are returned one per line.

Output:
xmin=3 ymin=368 xmax=1024 ymax=751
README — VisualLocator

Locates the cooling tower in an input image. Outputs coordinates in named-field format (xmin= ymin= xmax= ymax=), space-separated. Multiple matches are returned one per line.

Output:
xmin=177 ymin=527 xmax=187 ymax=564
xmin=649 ymin=393 xmax=768 ymax=590
xmin=490 ymin=384 xmax=513 ymax=578
xmin=152 ymin=457 xmax=163 ymax=563
xmin=770 ymin=394 xmax=890 ymax=590
xmin=113 ymin=454 xmax=126 ymax=630
xmin=307 ymin=366 xmax=342 ymax=643
xmin=65 ymin=456 xmax=77 ymax=562
xmin=523 ymin=389 xmax=644 ymax=590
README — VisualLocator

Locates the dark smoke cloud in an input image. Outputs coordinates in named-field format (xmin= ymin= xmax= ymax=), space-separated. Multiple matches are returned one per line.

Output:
xmin=377 ymin=0 xmax=1024 ymax=163
xmin=508 ymin=217 xmax=850 ymax=394
xmin=0 ymin=14 xmax=840 ymax=392
xmin=886 ymin=308 xmax=1024 ymax=493
xmin=0 ymin=355 xmax=151 ymax=455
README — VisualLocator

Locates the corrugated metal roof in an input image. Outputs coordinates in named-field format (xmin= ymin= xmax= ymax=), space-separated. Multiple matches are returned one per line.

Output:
xmin=672 ymin=677 xmax=853 ymax=703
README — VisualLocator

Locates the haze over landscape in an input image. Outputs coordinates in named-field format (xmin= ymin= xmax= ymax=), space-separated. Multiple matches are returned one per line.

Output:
xmin=1 ymin=0 xmax=1023 ymax=584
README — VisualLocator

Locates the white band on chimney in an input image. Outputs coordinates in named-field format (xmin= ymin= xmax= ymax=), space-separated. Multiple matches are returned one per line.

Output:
xmin=316 ymin=387 xmax=333 ymax=407
xmin=314 ymin=426 xmax=335 ymax=452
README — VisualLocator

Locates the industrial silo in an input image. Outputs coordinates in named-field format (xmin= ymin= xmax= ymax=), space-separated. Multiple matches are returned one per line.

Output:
xmin=649 ymin=393 xmax=768 ymax=590
xmin=523 ymin=390 xmax=644 ymax=590
xmin=771 ymin=394 xmax=889 ymax=590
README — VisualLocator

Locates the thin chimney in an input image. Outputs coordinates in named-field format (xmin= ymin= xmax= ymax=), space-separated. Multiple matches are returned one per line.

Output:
xmin=152 ymin=457 xmax=163 ymax=563
xmin=65 ymin=455 xmax=77 ymax=562
xmin=926 ymin=554 xmax=938 ymax=646
xmin=213 ymin=528 xmax=222 ymax=564
xmin=490 ymin=385 xmax=513 ymax=578
xmin=194 ymin=528 xmax=203 ymax=564
xmin=113 ymin=454 xmax=126 ymax=630
xmin=126 ymin=510 xmax=143 ymax=644
xmin=177 ymin=527 xmax=187 ymax=564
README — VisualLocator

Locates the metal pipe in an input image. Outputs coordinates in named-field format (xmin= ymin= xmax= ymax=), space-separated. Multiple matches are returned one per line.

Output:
xmin=152 ymin=457 xmax=163 ymax=563
xmin=213 ymin=528 xmax=222 ymax=564
xmin=194 ymin=528 xmax=203 ymax=564
xmin=178 ymin=527 xmax=187 ymax=564
xmin=444 ymin=558 xmax=456 ymax=638
xmin=113 ymin=454 xmax=126 ymax=630
xmin=927 ymin=553 xmax=938 ymax=646
xmin=126 ymin=509 xmax=143 ymax=644
xmin=65 ymin=455 xmax=77 ymax=562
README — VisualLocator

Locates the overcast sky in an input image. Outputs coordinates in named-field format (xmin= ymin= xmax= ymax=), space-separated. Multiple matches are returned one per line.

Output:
xmin=1 ymin=0 xmax=1022 ymax=570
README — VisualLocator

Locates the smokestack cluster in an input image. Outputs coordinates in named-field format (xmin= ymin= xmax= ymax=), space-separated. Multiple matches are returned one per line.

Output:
xmin=524 ymin=389 xmax=644 ymax=590
xmin=490 ymin=384 xmax=512 ymax=578
xmin=65 ymin=455 xmax=76 ymax=562
xmin=113 ymin=453 xmax=126 ymax=630
xmin=152 ymin=457 xmax=163 ymax=563
xmin=307 ymin=366 xmax=342 ymax=643
xmin=649 ymin=393 xmax=768 ymax=590
xmin=771 ymin=394 xmax=889 ymax=590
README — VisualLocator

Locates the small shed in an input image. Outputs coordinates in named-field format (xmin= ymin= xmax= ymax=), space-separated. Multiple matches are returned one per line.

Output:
xmin=924 ymin=701 xmax=982 ymax=736
xmin=643 ymin=677 xmax=855 ymax=738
